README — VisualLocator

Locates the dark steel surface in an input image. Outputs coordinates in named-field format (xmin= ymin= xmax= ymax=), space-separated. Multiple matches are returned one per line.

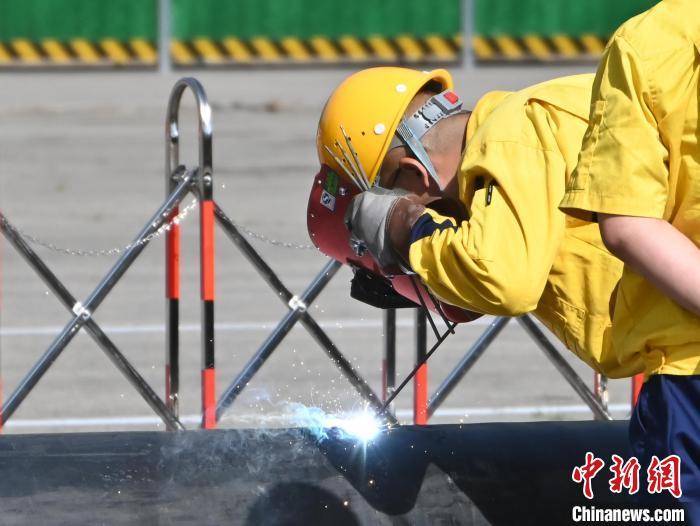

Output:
xmin=0 ymin=421 xmax=632 ymax=525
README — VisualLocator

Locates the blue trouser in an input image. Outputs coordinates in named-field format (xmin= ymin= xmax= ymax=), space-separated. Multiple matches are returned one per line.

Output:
xmin=630 ymin=374 xmax=700 ymax=524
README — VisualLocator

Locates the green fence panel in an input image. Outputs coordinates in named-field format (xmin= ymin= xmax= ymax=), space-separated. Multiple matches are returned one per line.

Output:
xmin=0 ymin=0 xmax=663 ymax=44
xmin=0 ymin=0 xmax=156 ymax=41
xmin=475 ymin=0 xmax=659 ymax=37
xmin=171 ymin=0 xmax=461 ymax=40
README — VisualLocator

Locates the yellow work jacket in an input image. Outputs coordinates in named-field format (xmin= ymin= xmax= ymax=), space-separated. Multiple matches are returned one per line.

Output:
xmin=561 ymin=0 xmax=700 ymax=378
xmin=409 ymin=74 xmax=637 ymax=376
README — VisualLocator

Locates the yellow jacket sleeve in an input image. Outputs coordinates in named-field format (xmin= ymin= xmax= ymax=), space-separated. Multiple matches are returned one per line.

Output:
xmin=408 ymin=139 xmax=566 ymax=316
xmin=560 ymin=36 xmax=669 ymax=218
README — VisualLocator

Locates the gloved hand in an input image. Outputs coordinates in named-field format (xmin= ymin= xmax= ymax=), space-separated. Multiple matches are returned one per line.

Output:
xmin=345 ymin=188 xmax=424 ymax=268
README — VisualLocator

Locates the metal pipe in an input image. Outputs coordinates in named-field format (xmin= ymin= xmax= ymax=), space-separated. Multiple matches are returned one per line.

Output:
xmin=631 ymin=373 xmax=644 ymax=409
xmin=158 ymin=0 xmax=172 ymax=74
xmin=0 ymin=229 xmax=3 ymax=433
xmin=166 ymin=78 xmax=212 ymax=183
xmin=213 ymin=204 xmax=395 ymax=422
xmin=408 ymin=276 xmax=441 ymax=341
xmin=0 ymin=173 xmax=194 ymax=424
xmin=414 ymin=310 xmax=428 ymax=425
xmin=0 ymin=213 xmax=184 ymax=431
xmin=215 ymin=260 xmax=340 ymax=422
xmin=427 ymin=316 xmax=509 ymax=418
xmin=516 ymin=315 xmax=612 ymax=421
xmin=383 ymin=309 xmax=396 ymax=404
xmin=593 ymin=372 xmax=609 ymax=414
xmin=164 ymin=171 xmax=181 ymax=420
xmin=165 ymin=295 xmax=179 ymax=416
xmin=462 ymin=0 xmax=475 ymax=71
xmin=198 ymin=155 xmax=215 ymax=430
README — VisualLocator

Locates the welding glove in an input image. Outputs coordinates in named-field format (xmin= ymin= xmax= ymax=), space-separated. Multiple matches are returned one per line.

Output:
xmin=345 ymin=188 xmax=424 ymax=269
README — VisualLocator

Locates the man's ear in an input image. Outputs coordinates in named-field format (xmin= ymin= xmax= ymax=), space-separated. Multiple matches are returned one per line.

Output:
xmin=398 ymin=157 xmax=431 ymax=191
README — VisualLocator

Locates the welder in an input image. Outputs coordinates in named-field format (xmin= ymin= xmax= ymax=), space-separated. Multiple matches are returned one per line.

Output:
xmin=560 ymin=0 xmax=700 ymax=519
xmin=316 ymin=67 xmax=637 ymax=378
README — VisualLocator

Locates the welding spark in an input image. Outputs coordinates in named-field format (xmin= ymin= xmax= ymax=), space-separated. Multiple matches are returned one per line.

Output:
xmin=325 ymin=411 xmax=382 ymax=443
xmin=289 ymin=404 xmax=383 ymax=444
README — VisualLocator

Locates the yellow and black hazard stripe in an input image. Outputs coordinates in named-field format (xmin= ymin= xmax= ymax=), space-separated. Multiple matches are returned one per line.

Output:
xmin=0 ymin=35 xmax=459 ymax=67
xmin=0 ymin=34 xmax=609 ymax=67
xmin=0 ymin=38 xmax=157 ymax=67
xmin=168 ymin=35 xmax=462 ymax=65
xmin=472 ymin=33 xmax=608 ymax=61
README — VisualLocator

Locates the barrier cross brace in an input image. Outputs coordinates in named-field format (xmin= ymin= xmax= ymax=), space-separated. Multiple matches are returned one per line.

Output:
xmin=0 ymin=213 xmax=184 ymax=431
xmin=0 ymin=170 xmax=195 ymax=428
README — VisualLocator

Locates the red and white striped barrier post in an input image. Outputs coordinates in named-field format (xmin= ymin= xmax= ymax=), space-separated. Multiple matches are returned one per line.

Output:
xmin=414 ymin=311 xmax=428 ymax=425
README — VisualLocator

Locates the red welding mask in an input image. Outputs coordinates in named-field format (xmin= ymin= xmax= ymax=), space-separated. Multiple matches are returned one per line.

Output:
xmin=307 ymin=165 xmax=480 ymax=324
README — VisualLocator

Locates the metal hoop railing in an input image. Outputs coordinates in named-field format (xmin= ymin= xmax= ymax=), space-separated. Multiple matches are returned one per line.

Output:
xmin=164 ymin=77 xmax=216 ymax=428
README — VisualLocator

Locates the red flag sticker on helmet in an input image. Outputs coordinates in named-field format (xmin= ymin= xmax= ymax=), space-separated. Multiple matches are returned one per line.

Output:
xmin=444 ymin=91 xmax=458 ymax=104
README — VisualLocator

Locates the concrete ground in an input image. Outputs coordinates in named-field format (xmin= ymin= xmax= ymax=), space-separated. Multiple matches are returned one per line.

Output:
xmin=0 ymin=65 xmax=633 ymax=433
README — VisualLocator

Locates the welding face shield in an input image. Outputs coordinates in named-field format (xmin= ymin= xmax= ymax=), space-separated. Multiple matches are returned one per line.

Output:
xmin=307 ymin=165 xmax=478 ymax=323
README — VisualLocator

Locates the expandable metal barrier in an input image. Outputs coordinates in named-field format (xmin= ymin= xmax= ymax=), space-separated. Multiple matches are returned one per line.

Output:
xmin=0 ymin=78 xmax=642 ymax=431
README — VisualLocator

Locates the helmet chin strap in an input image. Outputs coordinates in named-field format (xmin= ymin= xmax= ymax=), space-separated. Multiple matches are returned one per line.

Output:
xmin=386 ymin=89 xmax=467 ymax=191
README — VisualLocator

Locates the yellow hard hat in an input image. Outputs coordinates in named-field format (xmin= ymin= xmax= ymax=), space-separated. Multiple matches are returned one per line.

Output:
xmin=316 ymin=67 xmax=453 ymax=189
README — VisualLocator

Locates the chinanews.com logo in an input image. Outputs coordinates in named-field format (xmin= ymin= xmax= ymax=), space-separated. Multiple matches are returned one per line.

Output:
xmin=571 ymin=506 xmax=684 ymax=523
xmin=570 ymin=452 xmax=685 ymax=524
